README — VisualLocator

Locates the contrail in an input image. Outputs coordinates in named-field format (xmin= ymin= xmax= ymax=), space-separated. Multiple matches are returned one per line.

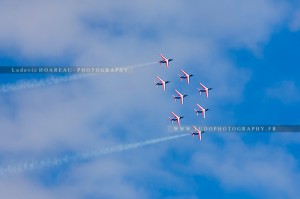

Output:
xmin=0 ymin=62 xmax=158 ymax=93
xmin=0 ymin=133 xmax=188 ymax=176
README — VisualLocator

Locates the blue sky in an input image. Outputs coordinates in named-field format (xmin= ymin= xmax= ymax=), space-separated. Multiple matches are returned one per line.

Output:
xmin=0 ymin=1 xmax=300 ymax=199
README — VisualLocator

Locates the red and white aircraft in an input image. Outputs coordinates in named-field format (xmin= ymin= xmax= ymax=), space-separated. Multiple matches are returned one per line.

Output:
xmin=159 ymin=53 xmax=173 ymax=68
xmin=191 ymin=126 xmax=205 ymax=140
xmin=154 ymin=76 xmax=170 ymax=91
xmin=197 ymin=83 xmax=213 ymax=98
xmin=179 ymin=69 xmax=194 ymax=84
xmin=169 ymin=112 xmax=184 ymax=126
xmin=194 ymin=104 xmax=209 ymax=119
xmin=173 ymin=89 xmax=188 ymax=105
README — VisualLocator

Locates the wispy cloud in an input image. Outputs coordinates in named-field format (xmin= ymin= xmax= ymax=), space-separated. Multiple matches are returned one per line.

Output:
xmin=191 ymin=136 xmax=300 ymax=199
xmin=290 ymin=10 xmax=300 ymax=31
xmin=0 ymin=0 xmax=298 ymax=198
xmin=266 ymin=80 xmax=300 ymax=103
xmin=0 ymin=133 xmax=188 ymax=176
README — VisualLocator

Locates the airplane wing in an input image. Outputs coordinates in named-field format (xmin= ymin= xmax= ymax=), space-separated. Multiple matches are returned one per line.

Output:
xmin=175 ymin=89 xmax=181 ymax=96
xmin=200 ymin=83 xmax=207 ymax=90
xmin=160 ymin=53 xmax=167 ymax=60
xmin=196 ymin=104 xmax=202 ymax=110
xmin=157 ymin=76 xmax=164 ymax=83
xmin=193 ymin=126 xmax=199 ymax=131
xmin=171 ymin=112 xmax=179 ymax=118
xmin=162 ymin=82 xmax=166 ymax=91
xmin=181 ymin=69 xmax=188 ymax=76
xmin=176 ymin=118 xmax=181 ymax=126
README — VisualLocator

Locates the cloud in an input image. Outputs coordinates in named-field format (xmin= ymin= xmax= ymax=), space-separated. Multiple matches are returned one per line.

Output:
xmin=0 ymin=0 xmax=291 ymax=59
xmin=0 ymin=134 xmax=188 ymax=176
xmin=60 ymin=159 xmax=148 ymax=199
xmin=290 ymin=10 xmax=300 ymax=31
xmin=0 ymin=1 xmax=86 ymax=58
xmin=191 ymin=136 xmax=300 ymax=199
xmin=0 ymin=176 xmax=61 ymax=199
xmin=266 ymin=80 xmax=300 ymax=103
xmin=0 ymin=0 xmax=297 ymax=198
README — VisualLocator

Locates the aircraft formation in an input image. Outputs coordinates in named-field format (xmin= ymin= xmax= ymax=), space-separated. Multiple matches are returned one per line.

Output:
xmin=157 ymin=54 xmax=214 ymax=141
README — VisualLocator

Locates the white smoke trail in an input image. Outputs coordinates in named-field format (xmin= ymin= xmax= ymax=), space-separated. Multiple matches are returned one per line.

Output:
xmin=0 ymin=133 xmax=188 ymax=176
xmin=127 ymin=61 xmax=158 ymax=69
xmin=0 ymin=74 xmax=86 ymax=93
xmin=0 ymin=62 xmax=158 ymax=93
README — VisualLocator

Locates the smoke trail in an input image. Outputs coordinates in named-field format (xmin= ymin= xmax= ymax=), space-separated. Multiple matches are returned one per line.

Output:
xmin=0 ymin=62 xmax=158 ymax=93
xmin=0 ymin=133 xmax=188 ymax=176
xmin=127 ymin=61 xmax=158 ymax=69
xmin=0 ymin=74 xmax=86 ymax=93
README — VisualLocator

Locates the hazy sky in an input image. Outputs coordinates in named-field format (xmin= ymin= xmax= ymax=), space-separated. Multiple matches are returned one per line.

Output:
xmin=0 ymin=1 xmax=300 ymax=199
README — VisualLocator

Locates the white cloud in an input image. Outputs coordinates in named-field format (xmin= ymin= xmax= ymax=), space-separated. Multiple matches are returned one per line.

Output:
xmin=191 ymin=137 xmax=300 ymax=199
xmin=0 ymin=176 xmax=62 ymax=199
xmin=0 ymin=0 xmax=291 ymax=58
xmin=0 ymin=0 xmax=297 ymax=198
xmin=0 ymin=1 xmax=86 ymax=58
xmin=59 ymin=158 xmax=148 ymax=199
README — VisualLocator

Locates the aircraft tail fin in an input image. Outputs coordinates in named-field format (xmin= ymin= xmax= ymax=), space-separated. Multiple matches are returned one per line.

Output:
xmin=172 ymin=95 xmax=177 ymax=101
xmin=178 ymin=74 xmax=182 ymax=81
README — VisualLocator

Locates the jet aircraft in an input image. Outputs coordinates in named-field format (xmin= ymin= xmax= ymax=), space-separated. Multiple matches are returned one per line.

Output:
xmin=179 ymin=69 xmax=193 ymax=84
xmin=159 ymin=53 xmax=173 ymax=68
xmin=194 ymin=104 xmax=209 ymax=119
xmin=169 ymin=112 xmax=184 ymax=126
xmin=197 ymin=83 xmax=213 ymax=98
xmin=191 ymin=126 xmax=205 ymax=140
xmin=155 ymin=76 xmax=170 ymax=91
xmin=173 ymin=89 xmax=188 ymax=105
